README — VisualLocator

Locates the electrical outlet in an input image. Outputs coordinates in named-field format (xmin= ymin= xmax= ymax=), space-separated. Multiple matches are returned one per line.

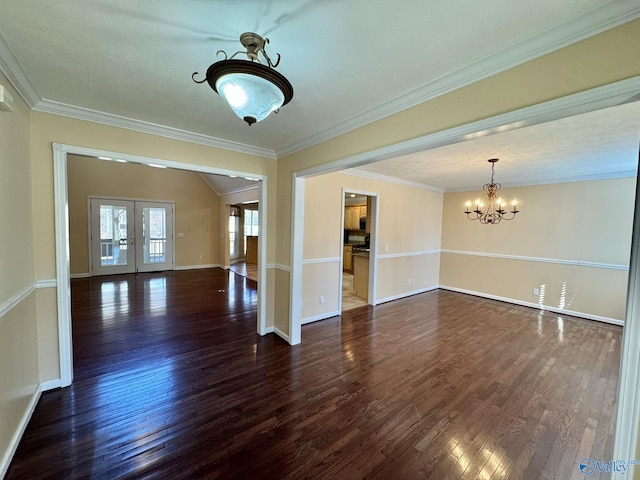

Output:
xmin=384 ymin=245 xmax=389 ymax=252
xmin=533 ymin=288 xmax=539 ymax=296
xmin=408 ymin=278 xmax=412 ymax=285
xmin=319 ymin=295 xmax=325 ymax=304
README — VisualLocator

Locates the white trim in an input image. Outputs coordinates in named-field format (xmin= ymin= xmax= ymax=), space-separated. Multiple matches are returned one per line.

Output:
xmin=440 ymin=285 xmax=625 ymax=326
xmin=295 ymin=76 xmax=640 ymax=180
xmin=36 ymin=99 xmax=277 ymax=159
xmin=289 ymin=175 xmax=304 ymax=345
xmin=338 ymin=193 xmax=347 ymax=313
xmin=344 ymin=169 xmax=444 ymax=193
xmin=36 ymin=279 xmax=57 ymax=288
xmin=0 ymin=385 xmax=40 ymax=479
xmin=378 ymin=250 xmax=441 ymax=260
xmin=0 ymin=31 xmax=39 ymax=108
xmin=303 ymin=257 xmax=341 ymax=265
xmin=40 ymin=379 xmax=62 ymax=391
xmin=0 ymin=375 xmax=64 ymax=478
xmin=53 ymin=142 xmax=271 ymax=389
xmin=349 ymin=166 xmax=638 ymax=194
xmin=70 ymin=273 xmax=91 ymax=279
xmin=274 ymin=326 xmax=290 ymax=344
xmin=302 ymin=311 xmax=341 ymax=325
xmin=262 ymin=326 xmax=275 ymax=335
xmin=221 ymin=184 xmax=260 ymax=197
xmin=375 ymin=286 xmax=440 ymax=305
xmin=276 ymin=6 xmax=640 ymax=158
xmin=0 ymin=283 xmax=35 ymax=319
xmin=257 ymin=177 xmax=268 ymax=336
xmin=53 ymin=146 xmax=73 ymax=388
xmin=174 ymin=264 xmax=223 ymax=271
xmin=446 ymin=169 xmax=638 ymax=192
xmin=442 ymin=249 xmax=628 ymax=271
xmin=1 ymin=5 xmax=638 ymax=161
xmin=57 ymin=143 xmax=266 ymax=179
xmin=272 ymin=263 xmax=290 ymax=272
xmin=613 ymin=157 xmax=640 ymax=479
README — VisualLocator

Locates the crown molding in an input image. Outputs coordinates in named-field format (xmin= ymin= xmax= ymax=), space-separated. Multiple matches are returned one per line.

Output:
xmin=446 ymin=170 xmax=638 ymax=193
xmin=301 ymin=76 xmax=640 ymax=182
xmin=344 ymin=169 xmax=445 ymax=193
xmin=275 ymin=1 xmax=640 ymax=158
xmin=224 ymin=184 xmax=260 ymax=196
xmin=34 ymin=98 xmax=277 ymax=159
xmin=0 ymin=31 xmax=39 ymax=107
xmin=1 ymin=2 xmax=638 ymax=162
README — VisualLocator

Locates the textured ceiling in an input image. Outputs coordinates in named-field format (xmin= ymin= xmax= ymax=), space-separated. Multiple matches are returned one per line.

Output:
xmin=0 ymin=1 xmax=638 ymax=192
xmin=351 ymin=101 xmax=640 ymax=191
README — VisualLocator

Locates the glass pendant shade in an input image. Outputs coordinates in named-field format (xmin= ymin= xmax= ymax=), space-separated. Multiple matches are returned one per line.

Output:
xmin=193 ymin=34 xmax=294 ymax=126
xmin=216 ymin=73 xmax=285 ymax=125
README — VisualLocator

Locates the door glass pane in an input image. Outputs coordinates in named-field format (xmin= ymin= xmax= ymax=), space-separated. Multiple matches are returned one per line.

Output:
xmin=243 ymin=210 xmax=259 ymax=255
xmin=229 ymin=215 xmax=239 ymax=259
xmin=143 ymin=207 xmax=166 ymax=264
xmin=99 ymin=205 xmax=128 ymax=266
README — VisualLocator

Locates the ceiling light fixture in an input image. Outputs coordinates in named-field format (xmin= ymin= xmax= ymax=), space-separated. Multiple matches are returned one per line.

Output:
xmin=192 ymin=32 xmax=294 ymax=126
xmin=464 ymin=159 xmax=519 ymax=224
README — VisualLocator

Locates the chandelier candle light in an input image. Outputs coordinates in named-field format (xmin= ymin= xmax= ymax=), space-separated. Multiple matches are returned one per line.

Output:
xmin=192 ymin=32 xmax=294 ymax=125
xmin=464 ymin=158 xmax=519 ymax=224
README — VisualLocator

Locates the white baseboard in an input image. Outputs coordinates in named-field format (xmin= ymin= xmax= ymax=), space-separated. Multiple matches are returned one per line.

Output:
xmin=40 ymin=378 xmax=62 ymax=392
xmin=274 ymin=327 xmax=290 ymax=344
xmin=375 ymin=285 xmax=439 ymax=305
xmin=70 ymin=272 xmax=91 ymax=279
xmin=440 ymin=285 xmax=624 ymax=326
xmin=261 ymin=326 xmax=274 ymax=335
xmin=0 ymin=384 xmax=41 ymax=479
xmin=174 ymin=264 xmax=222 ymax=271
xmin=301 ymin=311 xmax=341 ymax=325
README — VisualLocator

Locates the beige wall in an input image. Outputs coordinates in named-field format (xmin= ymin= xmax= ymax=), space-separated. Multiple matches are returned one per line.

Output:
xmin=67 ymin=154 xmax=221 ymax=274
xmin=302 ymin=172 xmax=442 ymax=321
xmin=0 ymin=73 xmax=40 ymax=475
xmin=440 ymin=178 xmax=636 ymax=321
xmin=277 ymin=19 xmax=640 ymax=337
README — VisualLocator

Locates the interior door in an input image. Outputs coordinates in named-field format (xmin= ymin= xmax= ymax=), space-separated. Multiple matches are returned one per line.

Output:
xmin=90 ymin=198 xmax=135 ymax=275
xmin=90 ymin=198 xmax=174 ymax=275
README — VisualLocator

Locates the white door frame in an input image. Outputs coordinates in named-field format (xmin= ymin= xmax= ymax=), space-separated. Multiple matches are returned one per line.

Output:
xmin=53 ymin=143 xmax=270 ymax=387
xmin=288 ymin=77 xmax=640 ymax=473
xmin=339 ymin=189 xmax=379 ymax=312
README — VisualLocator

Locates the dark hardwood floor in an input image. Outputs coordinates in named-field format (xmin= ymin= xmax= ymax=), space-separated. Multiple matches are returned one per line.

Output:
xmin=7 ymin=269 xmax=621 ymax=479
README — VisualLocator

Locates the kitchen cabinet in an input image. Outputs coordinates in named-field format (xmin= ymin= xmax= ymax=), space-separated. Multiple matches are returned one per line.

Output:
xmin=344 ymin=205 xmax=367 ymax=230
xmin=246 ymin=236 xmax=258 ymax=264
xmin=353 ymin=253 xmax=369 ymax=300
xmin=343 ymin=245 xmax=353 ymax=273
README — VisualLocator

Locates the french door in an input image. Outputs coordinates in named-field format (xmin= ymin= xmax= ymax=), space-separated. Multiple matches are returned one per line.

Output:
xmin=90 ymin=198 xmax=174 ymax=275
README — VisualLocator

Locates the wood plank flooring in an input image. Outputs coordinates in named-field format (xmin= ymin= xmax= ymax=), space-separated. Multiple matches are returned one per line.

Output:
xmin=7 ymin=269 xmax=622 ymax=479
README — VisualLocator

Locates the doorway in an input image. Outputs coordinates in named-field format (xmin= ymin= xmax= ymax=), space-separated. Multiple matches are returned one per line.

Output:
xmin=89 ymin=197 xmax=174 ymax=275
xmin=341 ymin=190 xmax=377 ymax=311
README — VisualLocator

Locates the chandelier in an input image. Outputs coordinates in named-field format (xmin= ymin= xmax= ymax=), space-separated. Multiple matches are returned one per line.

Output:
xmin=464 ymin=158 xmax=519 ymax=224
xmin=192 ymin=32 xmax=294 ymax=126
